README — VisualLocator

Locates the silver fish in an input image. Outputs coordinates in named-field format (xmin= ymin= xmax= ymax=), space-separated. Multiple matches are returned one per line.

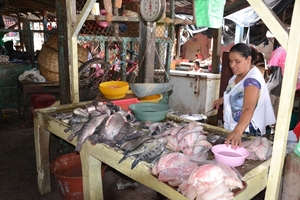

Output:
xmin=54 ymin=112 xmax=73 ymax=120
xmin=65 ymin=122 xmax=85 ymax=141
xmin=118 ymin=140 xmax=153 ymax=164
xmin=75 ymin=114 xmax=108 ymax=152
xmin=96 ymin=104 xmax=111 ymax=116
xmin=131 ymin=138 xmax=167 ymax=169
xmin=69 ymin=115 xmax=89 ymax=125
xmin=73 ymin=107 xmax=89 ymax=118
xmin=101 ymin=113 xmax=125 ymax=141
xmin=88 ymin=116 xmax=109 ymax=145
xmin=61 ymin=113 xmax=74 ymax=124
xmin=88 ymin=110 xmax=103 ymax=118
xmin=120 ymin=135 xmax=153 ymax=154
xmin=112 ymin=122 xmax=131 ymax=147
xmin=115 ymin=129 xmax=147 ymax=148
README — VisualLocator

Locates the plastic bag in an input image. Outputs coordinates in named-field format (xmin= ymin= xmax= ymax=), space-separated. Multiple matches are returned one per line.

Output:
xmin=268 ymin=46 xmax=286 ymax=72
xmin=18 ymin=68 xmax=46 ymax=82
xmin=193 ymin=0 xmax=225 ymax=28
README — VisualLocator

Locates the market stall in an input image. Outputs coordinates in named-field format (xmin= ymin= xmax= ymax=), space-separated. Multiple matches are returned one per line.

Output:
xmin=32 ymin=0 xmax=300 ymax=199
xmin=34 ymin=101 xmax=271 ymax=200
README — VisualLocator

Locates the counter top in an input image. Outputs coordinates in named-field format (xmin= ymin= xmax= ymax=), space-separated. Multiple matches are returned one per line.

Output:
xmin=33 ymin=102 xmax=271 ymax=200
xmin=170 ymin=70 xmax=221 ymax=78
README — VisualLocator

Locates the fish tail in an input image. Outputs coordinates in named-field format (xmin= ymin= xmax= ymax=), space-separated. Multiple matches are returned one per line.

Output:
xmin=64 ymin=127 xmax=71 ymax=133
xmin=131 ymin=159 xmax=140 ymax=169
xmin=118 ymin=155 xmax=128 ymax=164
xmin=67 ymin=133 xmax=75 ymax=142
xmin=75 ymin=142 xmax=82 ymax=152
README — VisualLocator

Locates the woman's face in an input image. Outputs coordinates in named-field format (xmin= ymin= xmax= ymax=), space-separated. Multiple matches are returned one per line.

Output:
xmin=228 ymin=52 xmax=251 ymax=75
xmin=194 ymin=63 xmax=199 ymax=69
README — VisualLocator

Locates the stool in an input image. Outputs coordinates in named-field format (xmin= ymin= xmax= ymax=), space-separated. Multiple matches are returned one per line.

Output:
xmin=30 ymin=94 xmax=56 ymax=120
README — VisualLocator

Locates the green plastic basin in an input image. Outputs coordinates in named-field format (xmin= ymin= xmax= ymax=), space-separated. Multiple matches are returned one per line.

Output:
xmin=129 ymin=102 xmax=170 ymax=122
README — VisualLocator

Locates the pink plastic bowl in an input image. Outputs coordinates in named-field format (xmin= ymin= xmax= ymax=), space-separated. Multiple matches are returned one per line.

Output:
xmin=211 ymin=144 xmax=249 ymax=167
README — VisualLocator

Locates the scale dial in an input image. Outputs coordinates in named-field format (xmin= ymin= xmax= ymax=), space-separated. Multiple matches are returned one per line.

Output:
xmin=140 ymin=0 xmax=166 ymax=22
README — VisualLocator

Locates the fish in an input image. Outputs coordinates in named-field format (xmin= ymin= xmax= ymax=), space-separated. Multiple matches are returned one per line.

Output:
xmin=96 ymin=104 xmax=111 ymax=116
xmin=54 ymin=112 xmax=73 ymax=120
xmin=73 ymin=107 xmax=89 ymax=118
xmin=120 ymin=135 xmax=153 ymax=154
xmin=149 ymin=122 xmax=165 ymax=135
xmin=85 ymin=101 xmax=103 ymax=113
xmin=88 ymin=116 xmax=109 ymax=145
xmin=61 ymin=113 xmax=74 ymax=124
xmin=97 ymin=113 xmax=125 ymax=145
xmin=69 ymin=115 xmax=89 ymax=125
xmin=75 ymin=114 xmax=108 ymax=152
xmin=118 ymin=140 xmax=153 ymax=164
xmin=115 ymin=128 xmax=148 ymax=148
xmin=106 ymin=102 xmax=122 ymax=113
xmin=88 ymin=110 xmax=103 ymax=118
xmin=206 ymin=134 xmax=226 ymax=145
xmin=65 ymin=122 xmax=85 ymax=141
xmin=131 ymin=138 xmax=167 ymax=169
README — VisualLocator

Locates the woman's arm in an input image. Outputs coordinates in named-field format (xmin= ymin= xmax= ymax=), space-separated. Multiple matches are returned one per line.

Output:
xmin=226 ymin=85 xmax=259 ymax=148
xmin=212 ymin=97 xmax=224 ymax=109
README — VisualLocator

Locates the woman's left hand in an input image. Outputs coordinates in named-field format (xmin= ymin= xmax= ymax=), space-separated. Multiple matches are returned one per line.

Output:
xmin=225 ymin=131 xmax=243 ymax=149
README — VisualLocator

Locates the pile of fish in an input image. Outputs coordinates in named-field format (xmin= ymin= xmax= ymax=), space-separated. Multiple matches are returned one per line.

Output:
xmin=242 ymin=136 xmax=272 ymax=161
xmin=179 ymin=163 xmax=244 ymax=200
xmin=56 ymin=101 xmax=138 ymax=152
xmin=151 ymin=152 xmax=244 ymax=200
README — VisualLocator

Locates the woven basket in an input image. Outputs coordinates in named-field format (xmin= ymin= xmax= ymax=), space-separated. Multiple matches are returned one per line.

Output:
xmin=39 ymin=64 xmax=59 ymax=82
xmin=38 ymin=45 xmax=59 ymax=73
xmin=45 ymin=35 xmax=88 ymax=63
xmin=38 ymin=35 xmax=88 ymax=82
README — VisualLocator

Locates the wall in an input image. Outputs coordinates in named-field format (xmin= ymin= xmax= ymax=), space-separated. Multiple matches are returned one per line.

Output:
xmin=181 ymin=33 xmax=211 ymax=61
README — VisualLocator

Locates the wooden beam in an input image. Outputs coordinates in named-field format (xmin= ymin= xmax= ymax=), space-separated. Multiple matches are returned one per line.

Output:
xmin=265 ymin=0 xmax=300 ymax=199
xmin=67 ymin=0 xmax=95 ymax=103
xmin=247 ymin=0 xmax=288 ymax=48
xmin=70 ymin=0 xmax=95 ymax=37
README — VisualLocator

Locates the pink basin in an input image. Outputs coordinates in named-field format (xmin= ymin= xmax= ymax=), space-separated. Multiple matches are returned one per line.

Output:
xmin=211 ymin=144 xmax=249 ymax=167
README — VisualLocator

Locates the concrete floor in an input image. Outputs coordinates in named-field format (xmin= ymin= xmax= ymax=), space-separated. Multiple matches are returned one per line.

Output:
xmin=0 ymin=109 xmax=265 ymax=200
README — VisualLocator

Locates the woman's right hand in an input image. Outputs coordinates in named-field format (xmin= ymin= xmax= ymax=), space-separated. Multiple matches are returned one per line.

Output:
xmin=212 ymin=97 xmax=224 ymax=110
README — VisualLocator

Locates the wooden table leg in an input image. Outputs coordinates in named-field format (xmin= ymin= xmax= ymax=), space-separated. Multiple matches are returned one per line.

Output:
xmin=80 ymin=145 xmax=104 ymax=199
xmin=34 ymin=118 xmax=51 ymax=195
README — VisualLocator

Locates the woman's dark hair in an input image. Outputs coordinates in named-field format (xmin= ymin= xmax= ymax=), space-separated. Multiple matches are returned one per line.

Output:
xmin=194 ymin=61 xmax=200 ymax=67
xmin=229 ymin=43 xmax=258 ymax=64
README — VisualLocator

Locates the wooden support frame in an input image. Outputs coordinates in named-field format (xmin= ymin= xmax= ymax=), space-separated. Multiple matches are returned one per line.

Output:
xmin=248 ymin=0 xmax=300 ymax=199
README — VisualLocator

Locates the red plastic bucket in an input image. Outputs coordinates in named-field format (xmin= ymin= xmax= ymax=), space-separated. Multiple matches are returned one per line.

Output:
xmin=50 ymin=152 xmax=108 ymax=200
xmin=50 ymin=152 xmax=83 ymax=200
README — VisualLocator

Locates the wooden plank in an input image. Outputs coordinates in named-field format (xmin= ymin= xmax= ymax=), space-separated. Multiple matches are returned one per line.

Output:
xmin=80 ymin=146 xmax=103 ymax=200
xmin=67 ymin=0 xmax=95 ymax=103
xmin=70 ymin=0 xmax=96 ymax=37
xmin=34 ymin=118 xmax=51 ymax=195
xmin=265 ymin=0 xmax=300 ymax=199
xmin=69 ymin=37 xmax=80 ymax=103
xmin=234 ymin=160 xmax=270 ymax=200
xmin=247 ymin=0 xmax=289 ymax=48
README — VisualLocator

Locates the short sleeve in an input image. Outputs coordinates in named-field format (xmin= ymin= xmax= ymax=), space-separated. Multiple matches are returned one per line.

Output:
xmin=244 ymin=78 xmax=261 ymax=89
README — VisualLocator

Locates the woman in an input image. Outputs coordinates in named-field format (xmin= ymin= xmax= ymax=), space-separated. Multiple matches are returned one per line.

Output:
xmin=212 ymin=43 xmax=275 ymax=149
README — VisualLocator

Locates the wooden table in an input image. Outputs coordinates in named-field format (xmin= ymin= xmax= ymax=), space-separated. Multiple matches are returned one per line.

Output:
xmin=33 ymin=102 xmax=271 ymax=200
xmin=17 ymin=80 xmax=59 ymax=121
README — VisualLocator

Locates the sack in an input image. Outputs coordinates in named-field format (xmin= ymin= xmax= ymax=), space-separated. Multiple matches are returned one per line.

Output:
xmin=193 ymin=0 xmax=225 ymax=28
